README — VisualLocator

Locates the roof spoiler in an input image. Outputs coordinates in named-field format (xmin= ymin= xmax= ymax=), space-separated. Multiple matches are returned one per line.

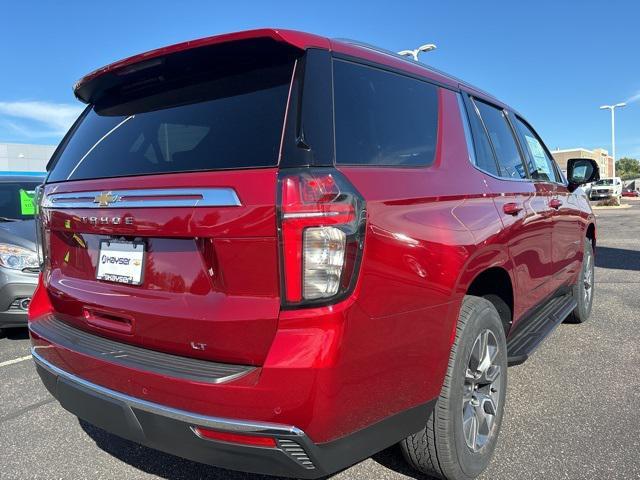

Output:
xmin=73 ymin=28 xmax=330 ymax=104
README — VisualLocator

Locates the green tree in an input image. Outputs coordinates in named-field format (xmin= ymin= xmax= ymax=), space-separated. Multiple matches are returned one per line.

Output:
xmin=616 ymin=157 xmax=640 ymax=180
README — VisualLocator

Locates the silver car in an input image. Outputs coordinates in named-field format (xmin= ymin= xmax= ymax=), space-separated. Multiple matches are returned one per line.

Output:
xmin=0 ymin=173 xmax=44 ymax=336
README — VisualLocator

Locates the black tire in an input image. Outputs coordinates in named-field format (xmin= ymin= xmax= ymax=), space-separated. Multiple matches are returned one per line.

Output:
xmin=401 ymin=296 xmax=507 ymax=480
xmin=566 ymin=237 xmax=594 ymax=323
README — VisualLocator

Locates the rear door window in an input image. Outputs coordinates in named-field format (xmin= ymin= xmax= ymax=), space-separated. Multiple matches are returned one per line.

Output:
xmin=473 ymin=99 xmax=528 ymax=180
xmin=462 ymin=95 xmax=500 ymax=176
xmin=513 ymin=117 xmax=559 ymax=183
xmin=333 ymin=59 xmax=439 ymax=167
xmin=47 ymin=60 xmax=295 ymax=182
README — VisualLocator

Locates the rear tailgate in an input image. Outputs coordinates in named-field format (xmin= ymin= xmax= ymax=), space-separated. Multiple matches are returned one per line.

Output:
xmin=41 ymin=171 xmax=278 ymax=365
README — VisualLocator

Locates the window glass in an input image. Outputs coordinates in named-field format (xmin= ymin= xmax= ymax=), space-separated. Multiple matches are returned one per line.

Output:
xmin=514 ymin=118 xmax=559 ymax=182
xmin=464 ymin=97 xmax=500 ymax=176
xmin=473 ymin=99 xmax=527 ymax=180
xmin=0 ymin=182 xmax=42 ymax=220
xmin=595 ymin=179 xmax=613 ymax=186
xmin=48 ymin=61 xmax=294 ymax=182
xmin=333 ymin=60 xmax=438 ymax=166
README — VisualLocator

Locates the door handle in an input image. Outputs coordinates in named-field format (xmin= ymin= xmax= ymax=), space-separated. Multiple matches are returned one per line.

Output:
xmin=503 ymin=202 xmax=523 ymax=216
xmin=549 ymin=199 xmax=562 ymax=210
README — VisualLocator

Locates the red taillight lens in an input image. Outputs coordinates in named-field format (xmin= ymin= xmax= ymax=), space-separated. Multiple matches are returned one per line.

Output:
xmin=191 ymin=427 xmax=277 ymax=448
xmin=28 ymin=273 xmax=53 ymax=321
xmin=278 ymin=168 xmax=365 ymax=307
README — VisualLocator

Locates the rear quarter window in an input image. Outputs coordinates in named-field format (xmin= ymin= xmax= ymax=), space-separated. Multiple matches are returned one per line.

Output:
xmin=333 ymin=60 xmax=439 ymax=167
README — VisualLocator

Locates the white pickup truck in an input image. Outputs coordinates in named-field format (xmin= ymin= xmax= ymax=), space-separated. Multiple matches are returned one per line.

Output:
xmin=589 ymin=177 xmax=623 ymax=200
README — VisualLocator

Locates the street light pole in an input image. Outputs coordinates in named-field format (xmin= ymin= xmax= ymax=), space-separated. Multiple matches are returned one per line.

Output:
xmin=600 ymin=102 xmax=626 ymax=178
xmin=398 ymin=44 xmax=437 ymax=62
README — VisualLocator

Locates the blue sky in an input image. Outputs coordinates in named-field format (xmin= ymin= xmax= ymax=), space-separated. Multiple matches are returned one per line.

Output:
xmin=1 ymin=0 xmax=638 ymax=158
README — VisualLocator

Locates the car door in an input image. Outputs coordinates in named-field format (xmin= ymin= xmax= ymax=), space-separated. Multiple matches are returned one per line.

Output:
xmin=463 ymin=95 xmax=555 ymax=321
xmin=512 ymin=116 xmax=579 ymax=290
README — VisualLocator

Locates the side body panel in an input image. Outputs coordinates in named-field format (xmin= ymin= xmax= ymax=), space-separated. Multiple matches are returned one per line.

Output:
xmin=487 ymin=179 xmax=555 ymax=323
xmin=550 ymin=180 xmax=595 ymax=289
xmin=335 ymin=88 xmax=512 ymax=433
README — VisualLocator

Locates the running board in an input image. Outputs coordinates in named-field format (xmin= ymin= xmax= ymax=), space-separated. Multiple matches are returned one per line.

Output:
xmin=506 ymin=293 xmax=577 ymax=366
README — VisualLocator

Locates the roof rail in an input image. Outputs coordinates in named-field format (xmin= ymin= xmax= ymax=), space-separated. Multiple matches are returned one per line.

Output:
xmin=333 ymin=38 xmax=424 ymax=65
xmin=333 ymin=37 xmax=504 ymax=110
xmin=333 ymin=38 xmax=461 ymax=84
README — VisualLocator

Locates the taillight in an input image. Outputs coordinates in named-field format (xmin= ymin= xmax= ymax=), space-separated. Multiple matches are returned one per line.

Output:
xmin=278 ymin=168 xmax=365 ymax=307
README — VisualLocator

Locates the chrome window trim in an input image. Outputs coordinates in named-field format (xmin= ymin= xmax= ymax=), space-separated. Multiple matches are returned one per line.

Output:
xmin=32 ymin=349 xmax=304 ymax=437
xmin=42 ymin=187 xmax=241 ymax=209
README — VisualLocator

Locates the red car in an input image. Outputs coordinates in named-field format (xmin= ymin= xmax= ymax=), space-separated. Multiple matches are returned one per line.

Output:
xmin=29 ymin=29 xmax=598 ymax=479
xmin=622 ymin=189 xmax=639 ymax=197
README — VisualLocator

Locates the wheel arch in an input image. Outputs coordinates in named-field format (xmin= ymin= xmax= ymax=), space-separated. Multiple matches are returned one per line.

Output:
xmin=465 ymin=267 xmax=514 ymax=335
xmin=454 ymin=246 xmax=516 ymax=336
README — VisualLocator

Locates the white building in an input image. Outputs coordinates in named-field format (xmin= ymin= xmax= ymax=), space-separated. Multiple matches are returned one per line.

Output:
xmin=0 ymin=142 xmax=57 ymax=172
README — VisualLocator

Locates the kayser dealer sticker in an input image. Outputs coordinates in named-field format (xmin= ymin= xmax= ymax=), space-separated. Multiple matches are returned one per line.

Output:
xmin=96 ymin=240 xmax=145 ymax=285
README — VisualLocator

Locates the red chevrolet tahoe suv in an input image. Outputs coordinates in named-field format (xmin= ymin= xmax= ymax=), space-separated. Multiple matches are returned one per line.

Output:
xmin=29 ymin=29 xmax=599 ymax=479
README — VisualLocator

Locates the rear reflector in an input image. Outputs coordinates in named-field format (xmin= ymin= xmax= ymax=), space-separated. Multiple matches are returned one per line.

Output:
xmin=191 ymin=426 xmax=277 ymax=448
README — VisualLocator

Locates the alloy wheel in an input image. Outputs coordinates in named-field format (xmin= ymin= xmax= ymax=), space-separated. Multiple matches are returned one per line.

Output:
xmin=462 ymin=329 xmax=502 ymax=452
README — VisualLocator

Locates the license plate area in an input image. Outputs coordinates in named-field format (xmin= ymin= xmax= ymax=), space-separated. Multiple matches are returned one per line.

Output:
xmin=96 ymin=240 xmax=145 ymax=285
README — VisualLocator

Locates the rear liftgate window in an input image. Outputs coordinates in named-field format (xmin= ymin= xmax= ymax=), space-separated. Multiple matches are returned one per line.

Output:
xmin=48 ymin=41 xmax=297 ymax=182
xmin=333 ymin=59 xmax=439 ymax=167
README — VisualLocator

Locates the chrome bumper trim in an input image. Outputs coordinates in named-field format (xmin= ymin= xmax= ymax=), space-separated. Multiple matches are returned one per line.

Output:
xmin=31 ymin=348 xmax=304 ymax=437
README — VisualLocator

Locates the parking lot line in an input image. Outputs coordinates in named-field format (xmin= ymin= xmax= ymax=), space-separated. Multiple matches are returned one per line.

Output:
xmin=0 ymin=355 xmax=32 ymax=368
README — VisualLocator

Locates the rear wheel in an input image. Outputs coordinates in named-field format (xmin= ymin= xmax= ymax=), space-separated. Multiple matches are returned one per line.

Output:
xmin=401 ymin=296 xmax=507 ymax=480
xmin=567 ymin=237 xmax=594 ymax=323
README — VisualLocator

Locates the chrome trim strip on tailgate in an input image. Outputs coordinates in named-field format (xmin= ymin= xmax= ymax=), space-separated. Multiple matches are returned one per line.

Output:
xmin=31 ymin=349 xmax=304 ymax=436
xmin=42 ymin=187 xmax=241 ymax=209
xmin=30 ymin=316 xmax=254 ymax=384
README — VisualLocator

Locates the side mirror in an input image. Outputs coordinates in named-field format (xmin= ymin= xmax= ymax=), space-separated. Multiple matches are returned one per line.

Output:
xmin=567 ymin=158 xmax=600 ymax=192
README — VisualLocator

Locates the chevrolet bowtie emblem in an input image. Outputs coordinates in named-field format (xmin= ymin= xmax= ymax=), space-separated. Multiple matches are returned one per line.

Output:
xmin=93 ymin=191 xmax=119 ymax=207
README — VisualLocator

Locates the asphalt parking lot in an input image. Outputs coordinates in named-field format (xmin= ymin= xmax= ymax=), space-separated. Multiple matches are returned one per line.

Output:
xmin=1 ymin=201 xmax=639 ymax=480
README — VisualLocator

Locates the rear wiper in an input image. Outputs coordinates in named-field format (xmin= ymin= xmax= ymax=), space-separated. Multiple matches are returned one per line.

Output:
xmin=0 ymin=216 xmax=19 ymax=222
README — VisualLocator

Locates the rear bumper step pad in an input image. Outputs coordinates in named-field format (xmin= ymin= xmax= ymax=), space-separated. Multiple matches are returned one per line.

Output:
xmin=29 ymin=316 xmax=254 ymax=383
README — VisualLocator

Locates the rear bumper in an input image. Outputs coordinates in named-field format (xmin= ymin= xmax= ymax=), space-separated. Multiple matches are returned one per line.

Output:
xmin=0 ymin=309 xmax=28 ymax=328
xmin=33 ymin=349 xmax=433 ymax=478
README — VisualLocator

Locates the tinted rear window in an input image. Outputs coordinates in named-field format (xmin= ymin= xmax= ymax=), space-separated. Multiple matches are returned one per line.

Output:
xmin=48 ymin=59 xmax=295 ymax=182
xmin=333 ymin=60 xmax=439 ymax=167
